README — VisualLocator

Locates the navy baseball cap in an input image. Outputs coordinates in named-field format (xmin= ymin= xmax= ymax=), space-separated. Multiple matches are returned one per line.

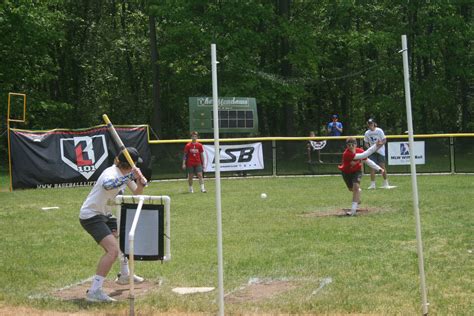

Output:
xmin=332 ymin=114 xmax=338 ymax=119
xmin=118 ymin=147 xmax=143 ymax=164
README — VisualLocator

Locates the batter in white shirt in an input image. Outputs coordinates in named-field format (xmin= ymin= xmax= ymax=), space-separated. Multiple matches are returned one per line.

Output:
xmin=79 ymin=147 xmax=147 ymax=302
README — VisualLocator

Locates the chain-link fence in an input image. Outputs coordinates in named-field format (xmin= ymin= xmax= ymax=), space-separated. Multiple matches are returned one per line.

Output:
xmin=148 ymin=134 xmax=474 ymax=181
xmin=2 ymin=133 xmax=472 ymax=191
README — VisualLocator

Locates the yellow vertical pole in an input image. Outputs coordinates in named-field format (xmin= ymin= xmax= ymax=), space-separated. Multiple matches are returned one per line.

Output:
xmin=7 ymin=94 xmax=12 ymax=192
xmin=6 ymin=93 xmax=27 ymax=192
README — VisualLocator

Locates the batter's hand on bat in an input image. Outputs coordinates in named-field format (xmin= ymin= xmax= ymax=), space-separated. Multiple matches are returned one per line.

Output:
xmin=132 ymin=167 xmax=147 ymax=185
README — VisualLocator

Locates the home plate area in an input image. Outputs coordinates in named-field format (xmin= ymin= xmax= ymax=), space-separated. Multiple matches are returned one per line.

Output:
xmin=52 ymin=277 xmax=312 ymax=304
xmin=225 ymin=278 xmax=297 ymax=304
xmin=52 ymin=278 xmax=160 ymax=302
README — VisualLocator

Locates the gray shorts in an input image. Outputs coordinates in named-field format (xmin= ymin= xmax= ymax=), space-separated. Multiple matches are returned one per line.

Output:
xmin=187 ymin=165 xmax=203 ymax=174
xmin=369 ymin=153 xmax=385 ymax=165
xmin=80 ymin=214 xmax=117 ymax=244
xmin=342 ymin=171 xmax=363 ymax=190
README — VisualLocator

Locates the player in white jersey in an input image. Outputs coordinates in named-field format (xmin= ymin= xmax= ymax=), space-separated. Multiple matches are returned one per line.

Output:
xmin=79 ymin=147 xmax=147 ymax=302
xmin=364 ymin=119 xmax=391 ymax=189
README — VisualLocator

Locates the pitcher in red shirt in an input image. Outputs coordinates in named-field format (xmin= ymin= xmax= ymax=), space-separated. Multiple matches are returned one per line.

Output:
xmin=339 ymin=137 xmax=385 ymax=216
xmin=182 ymin=131 xmax=207 ymax=193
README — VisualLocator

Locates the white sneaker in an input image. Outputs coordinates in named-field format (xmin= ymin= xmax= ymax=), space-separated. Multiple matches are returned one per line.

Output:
xmin=380 ymin=183 xmax=390 ymax=189
xmin=115 ymin=273 xmax=145 ymax=285
xmin=346 ymin=209 xmax=357 ymax=216
xmin=368 ymin=184 xmax=376 ymax=190
xmin=201 ymin=188 xmax=207 ymax=193
xmin=189 ymin=187 xmax=194 ymax=193
xmin=86 ymin=289 xmax=116 ymax=302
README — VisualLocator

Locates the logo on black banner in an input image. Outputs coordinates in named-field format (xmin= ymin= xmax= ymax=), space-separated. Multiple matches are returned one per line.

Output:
xmin=213 ymin=147 xmax=255 ymax=163
xmin=60 ymin=135 xmax=108 ymax=179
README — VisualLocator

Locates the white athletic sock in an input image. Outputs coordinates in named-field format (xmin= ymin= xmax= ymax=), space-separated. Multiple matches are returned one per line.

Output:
xmin=90 ymin=275 xmax=105 ymax=293
xmin=371 ymin=181 xmax=376 ymax=186
xmin=120 ymin=253 xmax=130 ymax=277
xmin=383 ymin=179 xmax=389 ymax=186
xmin=351 ymin=202 xmax=358 ymax=212
xmin=200 ymin=183 xmax=205 ymax=190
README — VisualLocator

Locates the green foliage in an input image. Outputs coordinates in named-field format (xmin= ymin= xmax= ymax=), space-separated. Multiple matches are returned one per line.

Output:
xmin=0 ymin=1 xmax=471 ymax=136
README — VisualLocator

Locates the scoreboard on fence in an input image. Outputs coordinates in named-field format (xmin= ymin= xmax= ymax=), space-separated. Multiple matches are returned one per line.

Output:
xmin=189 ymin=97 xmax=258 ymax=134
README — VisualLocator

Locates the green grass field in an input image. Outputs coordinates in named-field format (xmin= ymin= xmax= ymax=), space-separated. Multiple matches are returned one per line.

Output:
xmin=0 ymin=175 xmax=472 ymax=315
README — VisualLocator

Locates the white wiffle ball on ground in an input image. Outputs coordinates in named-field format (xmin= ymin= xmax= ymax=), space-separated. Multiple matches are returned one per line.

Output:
xmin=260 ymin=193 xmax=267 ymax=199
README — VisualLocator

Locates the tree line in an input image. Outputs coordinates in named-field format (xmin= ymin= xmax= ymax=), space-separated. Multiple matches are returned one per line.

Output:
xmin=1 ymin=0 xmax=472 ymax=140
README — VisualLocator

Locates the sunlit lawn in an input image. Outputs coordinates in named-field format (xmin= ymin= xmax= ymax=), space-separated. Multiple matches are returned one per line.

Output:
xmin=0 ymin=174 xmax=472 ymax=315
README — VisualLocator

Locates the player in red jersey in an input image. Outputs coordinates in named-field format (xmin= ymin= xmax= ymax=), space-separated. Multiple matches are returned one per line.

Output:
xmin=182 ymin=131 xmax=207 ymax=193
xmin=339 ymin=137 xmax=385 ymax=216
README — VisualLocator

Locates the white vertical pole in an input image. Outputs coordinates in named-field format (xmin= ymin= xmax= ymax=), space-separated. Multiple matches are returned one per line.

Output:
xmin=128 ymin=196 xmax=144 ymax=316
xmin=163 ymin=196 xmax=172 ymax=260
xmin=401 ymin=35 xmax=429 ymax=316
xmin=211 ymin=43 xmax=225 ymax=316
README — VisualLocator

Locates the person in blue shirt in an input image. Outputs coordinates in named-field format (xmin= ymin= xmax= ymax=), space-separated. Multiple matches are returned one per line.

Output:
xmin=327 ymin=114 xmax=343 ymax=136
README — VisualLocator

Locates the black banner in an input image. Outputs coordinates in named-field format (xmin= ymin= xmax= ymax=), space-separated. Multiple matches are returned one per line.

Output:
xmin=10 ymin=125 xmax=151 ymax=189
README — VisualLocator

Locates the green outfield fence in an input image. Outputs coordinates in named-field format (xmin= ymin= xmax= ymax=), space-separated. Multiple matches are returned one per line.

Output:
xmin=148 ymin=133 xmax=474 ymax=180
xmin=1 ymin=133 xmax=473 ymax=191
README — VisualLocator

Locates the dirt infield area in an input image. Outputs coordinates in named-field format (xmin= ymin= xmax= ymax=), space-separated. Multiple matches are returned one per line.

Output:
xmin=225 ymin=279 xmax=296 ymax=304
xmin=0 ymin=279 xmax=161 ymax=316
xmin=51 ymin=278 xmax=159 ymax=302
xmin=0 ymin=306 xmax=118 ymax=316
xmin=299 ymin=207 xmax=385 ymax=217
xmin=0 ymin=306 xmax=208 ymax=316
xmin=1 ymin=278 xmax=303 ymax=315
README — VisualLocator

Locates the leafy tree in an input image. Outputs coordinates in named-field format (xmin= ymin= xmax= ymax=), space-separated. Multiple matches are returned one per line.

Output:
xmin=0 ymin=0 xmax=471 ymax=140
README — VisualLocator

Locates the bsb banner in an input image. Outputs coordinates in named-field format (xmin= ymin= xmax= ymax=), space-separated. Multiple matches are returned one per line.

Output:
xmin=10 ymin=126 xmax=151 ymax=189
xmin=203 ymin=143 xmax=264 ymax=172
